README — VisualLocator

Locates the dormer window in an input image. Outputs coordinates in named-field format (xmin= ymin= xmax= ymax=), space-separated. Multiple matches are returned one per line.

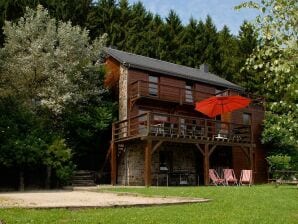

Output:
xmin=149 ymin=75 xmax=158 ymax=96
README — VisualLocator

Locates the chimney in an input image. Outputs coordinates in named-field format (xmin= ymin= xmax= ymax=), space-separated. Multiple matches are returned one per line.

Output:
xmin=200 ymin=64 xmax=209 ymax=73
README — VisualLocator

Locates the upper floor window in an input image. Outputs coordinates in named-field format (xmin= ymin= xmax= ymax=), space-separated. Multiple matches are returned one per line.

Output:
xmin=243 ymin=113 xmax=252 ymax=125
xmin=149 ymin=75 xmax=158 ymax=96
xmin=215 ymin=89 xmax=228 ymax=96
xmin=185 ymin=84 xmax=193 ymax=103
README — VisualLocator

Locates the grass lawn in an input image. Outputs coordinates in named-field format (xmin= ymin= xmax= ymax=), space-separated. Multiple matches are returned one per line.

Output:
xmin=0 ymin=185 xmax=297 ymax=224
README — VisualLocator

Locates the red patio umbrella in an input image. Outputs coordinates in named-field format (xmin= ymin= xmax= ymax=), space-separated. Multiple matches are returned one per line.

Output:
xmin=195 ymin=95 xmax=251 ymax=118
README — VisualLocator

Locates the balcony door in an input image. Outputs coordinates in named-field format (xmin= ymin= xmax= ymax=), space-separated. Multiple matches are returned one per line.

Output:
xmin=149 ymin=75 xmax=159 ymax=96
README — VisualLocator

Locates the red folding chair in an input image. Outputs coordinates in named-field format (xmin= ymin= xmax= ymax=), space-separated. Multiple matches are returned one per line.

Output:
xmin=239 ymin=170 xmax=253 ymax=186
xmin=223 ymin=169 xmax=238 ymax=186
xmin=209 ymin=169 xmax=225 ymax=186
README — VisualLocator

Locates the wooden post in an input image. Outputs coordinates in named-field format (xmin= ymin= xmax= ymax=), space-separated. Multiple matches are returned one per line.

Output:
xmin=204 ymin=144 xmax=210 ymax=185
xmin=249 ymin=146 xmax=254 ymax=183
xmin=111 ymin=141 xmax=117 ymax=185
xmin=144 ymin=140 xmax=152 ymax=187
xmin=249 ymin=146 xmax=254 ymax=170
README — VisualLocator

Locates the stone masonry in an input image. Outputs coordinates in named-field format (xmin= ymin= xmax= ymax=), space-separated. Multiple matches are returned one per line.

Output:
xmin=117 ymin=142 xmax=198 ymax=186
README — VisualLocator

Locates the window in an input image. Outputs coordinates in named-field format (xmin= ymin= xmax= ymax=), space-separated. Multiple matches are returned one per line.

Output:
xmin=149 ymin=75 xmax=158 ymax=96
xmin=138 ymin=109 xmax=148 ymax=134
xmin=185 ymin=84 xmax=193 ymax=103
xmin=243 ymin=113 xmax=251 ymax=125
xmin=215 ymin=89 xmax=228 ymax=96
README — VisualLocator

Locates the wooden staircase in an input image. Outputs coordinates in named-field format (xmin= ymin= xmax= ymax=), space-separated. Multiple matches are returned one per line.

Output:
xmin=72 ymin=170 xmax=96 ymax=186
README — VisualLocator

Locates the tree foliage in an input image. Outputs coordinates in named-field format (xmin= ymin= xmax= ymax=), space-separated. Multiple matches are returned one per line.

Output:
xmin=0 ymin=6 xmax=114 ymax=189
xmin=0 ymin=1 xmax=260 ymax=85
xmin=236 ymin=0 xmax=298 ymax=166
xmin=0 ymin=5 xmax=107 ymax=114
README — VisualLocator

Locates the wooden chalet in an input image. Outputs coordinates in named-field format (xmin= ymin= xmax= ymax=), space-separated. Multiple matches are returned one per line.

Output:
xmin=104 ymin=47 xmax=267 ymax=186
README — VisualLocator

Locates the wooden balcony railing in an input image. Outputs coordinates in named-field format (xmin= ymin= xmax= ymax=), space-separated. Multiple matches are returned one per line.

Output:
xmin=113 ymin=112 xmax=253 ymax=144
xmin=129 ymin=80 xmax=214 ymax=105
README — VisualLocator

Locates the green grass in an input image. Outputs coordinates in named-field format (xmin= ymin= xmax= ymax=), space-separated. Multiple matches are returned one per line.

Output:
xmin=0 ymin=185 xmax=297 ymax=224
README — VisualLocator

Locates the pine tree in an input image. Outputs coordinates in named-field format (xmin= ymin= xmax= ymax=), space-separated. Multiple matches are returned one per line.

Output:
xmin=215 ymin=25 xmax=239 ymax=81
xmin=125 ymin=2 xmax=151 ymax=55
xmin=237 ymin=21 xmax=258 ymax=92
xmin=201 ymin=15 xmax=218 ymax=72
xmin=87 ymin=0 xmax=118 ymax=44
xmin=179 ymin=17 xmax=198 ymax=67
xmin=163 ymin=10 xmax=184 ymax=64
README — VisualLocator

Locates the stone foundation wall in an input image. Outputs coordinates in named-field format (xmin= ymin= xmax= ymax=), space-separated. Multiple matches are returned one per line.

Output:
xmin=117 ymin=142 xmax=198 ymax=186
xmin=152 ymin=144 xmax=198 ymax=186
xmin=117 ymin=141 xmax=145 ymax=185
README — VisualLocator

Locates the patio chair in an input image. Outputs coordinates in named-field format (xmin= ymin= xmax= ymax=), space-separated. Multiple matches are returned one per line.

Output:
xmin=223 ymin=169 xmax=238 ymax=186
xmin=239 ymin=170 xmax=253 ymax=186
xmin=209 ymin=169 xmax=225 ymax=186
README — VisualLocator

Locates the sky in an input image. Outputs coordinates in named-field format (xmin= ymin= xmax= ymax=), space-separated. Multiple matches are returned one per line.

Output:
xmin=128 ymin=0 xmax=260 ymax=35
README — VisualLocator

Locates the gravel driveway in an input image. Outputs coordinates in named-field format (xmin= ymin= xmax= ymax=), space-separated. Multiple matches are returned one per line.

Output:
xmin=0 ymin=190 xmax=209 ymax=208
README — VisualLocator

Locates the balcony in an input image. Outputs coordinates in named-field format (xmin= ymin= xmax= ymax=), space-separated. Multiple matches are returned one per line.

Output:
xmin=129 ymin=80 xmax=213 ymax=105
xmin=113 ymin=112 xmax=253 ymax=145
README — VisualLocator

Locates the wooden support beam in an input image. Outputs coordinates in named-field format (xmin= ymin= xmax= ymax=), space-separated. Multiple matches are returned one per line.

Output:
xmin=250 ymin=146 xmax=254 ymax=184
xmin=240 ymin=146 xmax=250 ymax=160
xmin=249 ymin=146 xmax=254 ymax=171
xmin=144 ymin=140 xmax=152 ymax=187
xmin=195 ymin=143 xmax=205 ymax=156
xmin=204 ymin=144 xmax=210 ymax=185
xmin=209 ymin=145 xmax=217 ymax=157
xmin=151 ymin=140 xmax=164 ymax=155
xmin=111 ymin=141 xmax=117 ymax=185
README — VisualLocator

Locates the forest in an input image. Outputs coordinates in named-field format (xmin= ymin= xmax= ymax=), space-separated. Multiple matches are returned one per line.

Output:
xmin=0 ymin=0 xmax=297 ymax=190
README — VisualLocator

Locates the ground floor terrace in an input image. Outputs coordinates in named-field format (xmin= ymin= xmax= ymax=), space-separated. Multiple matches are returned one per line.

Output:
xmin=111 ymin=112 xmax=267 ymax=186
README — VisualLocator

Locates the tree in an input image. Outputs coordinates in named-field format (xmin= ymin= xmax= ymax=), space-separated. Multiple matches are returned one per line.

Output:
xmin=0 ymin=5 xmax=112 ymax=189
xmin=236 ymin=21 xmax=258 ymax=92
xmin=179 ymin=17 xmax=199 ymax=67
xmin=162 ymin=10 xmax=184 ymax=64
xmin=87 ymin=0 xmax=118 ymax=44
xmin=0 ymin=0 xmax=93 ymax=46
xmin=236 ymin=0 xmax=298 ymax=167
xmin=0 ymin=97 xmax=45 ymax=190
xmin=215 ymin=25 xmax=239 ymax=81
xmin=195 ymin=15 xmax=219 ymax=73
xmin=0 ymin=5 xmax=107 ymax=114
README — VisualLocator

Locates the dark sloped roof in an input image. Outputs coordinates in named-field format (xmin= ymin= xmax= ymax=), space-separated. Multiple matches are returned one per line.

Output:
xmin=103 ymin=47 xmax=243 ymax=91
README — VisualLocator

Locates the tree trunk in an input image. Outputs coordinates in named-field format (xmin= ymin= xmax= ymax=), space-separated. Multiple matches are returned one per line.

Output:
xmin=45 ymin=166 xmax=52 ymax=189
xmin=19 ymin=170 xmax=24 ymax=191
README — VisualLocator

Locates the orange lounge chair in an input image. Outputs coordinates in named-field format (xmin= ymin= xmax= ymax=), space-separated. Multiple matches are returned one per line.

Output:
xmin=223 ymin=169 xmax=238 ymax=185
xmin=239 ymin=170 xmax=253 ymax=186
xmin=209 ymin=169 xmax=225 ymax=186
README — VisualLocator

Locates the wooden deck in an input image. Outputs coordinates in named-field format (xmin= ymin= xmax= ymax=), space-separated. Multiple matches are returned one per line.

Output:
xmin=111 ymin=112 xmax=255 ymax=186
xmin=113 ymin=112 xmax=253 ymax=146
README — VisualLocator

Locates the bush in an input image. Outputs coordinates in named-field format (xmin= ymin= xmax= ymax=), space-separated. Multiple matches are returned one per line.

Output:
xmin=266 ymin=154 xmax=291 ymax=171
